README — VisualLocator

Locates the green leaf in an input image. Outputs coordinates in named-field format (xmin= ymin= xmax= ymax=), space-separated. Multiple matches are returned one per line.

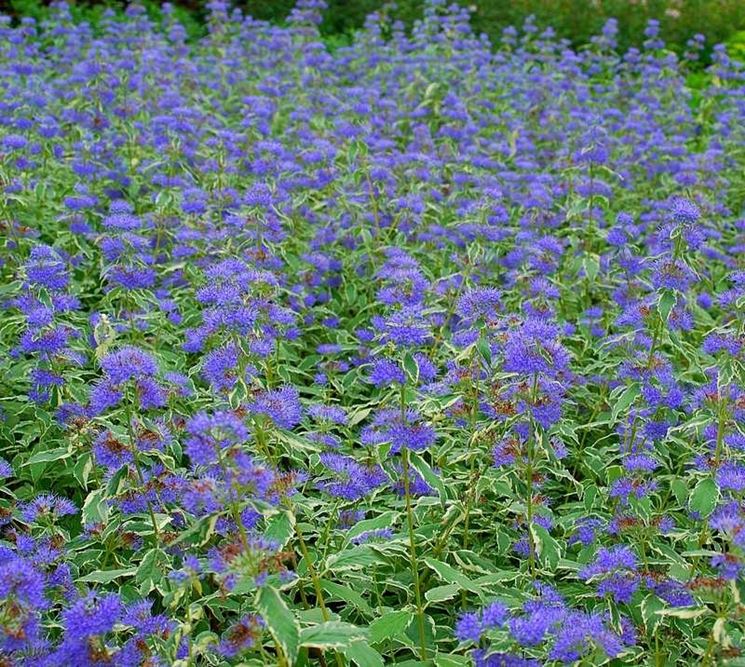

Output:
xmin=718 ymin=358 xmax=735 ymax=387
xmin=137 ymin=548 xmax=167 ymax=593
xmin=82 ymin=488 xmax=109 ymax=526
xmin=658 ymin=290 xmax=678 ymax=322
xmin=604 ymin=464 xmax=624 ymax=484
xmin=425 ymin=583 xmax=459 ymax=603
xmin=72 ymin=452 xmax=94 ymax=488
xmin=320 ymin=579 xmax=374 ymax=616
xmin=22 ymin=447 xmax=72 ymax=466
xmin=256 ymin=586 xmax=299 ymax=664
xmin=408 ymin=452 xmax=449 ymax=504
xmin=264 ymin=510 xmax=295 ymax=549
xmin=326 ymin=544 xmax=385 ymax=572
xmin=530 ymin=524 xmax=561 ymax=570
xmin=168 ymin=514 xmax=218 ymax=548
xmin=78 ymin=568 xmax=136 ymax=584
xmin=690 ymin=477 xmax=719 ymax=518
xmin=435 ymin=654 xmax=471 ymax=667
xmin=477 ymin=333 xmax=492 ymax=365
xmin=344 ymin=640 xmax=385 ymax=667
xmin=582 ymin=253 xmax=600 ymax=282
xmin=404 ymin=613 xmax=435 ymax=653
xmin=583 ymin=482 xmax=598 ymax=511
xmin=671 ymin=478 xmax=689 ymax=507
xmin=656 ymin=607 xmax=709 ymax=619
xmin=276 ymin=430 xmax=323 ymax=454
xmin=106 ymin=465 xmax=129 ymax=496
xmin=611 ymin=383 xmax=640 ymax=422
xmin=369 ymin=610 xmax=411 ymax=644
xmin=403 ymin=352 xmax=419 ymax=384
xmin=299 ymin=621 xmax=366 ymax=649
xmin=344 ymin=281 xmax=357 ymax=306
xmin=641 ymin=593 xmax=665 ymax=634
xmin=346 ymin=511 xmax=398 ymax=541
xmin=423 ymin=557 xmax=481 ymax=595
xmin=348 ymin=407 xmax=372 ymax=427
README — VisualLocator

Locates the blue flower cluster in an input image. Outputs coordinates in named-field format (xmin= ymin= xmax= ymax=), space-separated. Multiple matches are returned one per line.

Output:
xmin=0 ymin=0 xmax=744 ymax=665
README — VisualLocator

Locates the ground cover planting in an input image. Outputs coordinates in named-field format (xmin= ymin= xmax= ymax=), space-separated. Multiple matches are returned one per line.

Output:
xmin=1 ymin=1 xmax=745 ymax=665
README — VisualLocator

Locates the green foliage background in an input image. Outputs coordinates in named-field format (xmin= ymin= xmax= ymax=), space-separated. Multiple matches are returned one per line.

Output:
xmin=6 ymin=0 xmax=745 ymax=59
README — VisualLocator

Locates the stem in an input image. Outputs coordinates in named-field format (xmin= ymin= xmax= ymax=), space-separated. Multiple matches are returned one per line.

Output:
xmin=295 ymin=519 xmax=345 ymax=667
xmin=713 ymin=400 xmax=727 ymax=467
xmin=125 ymin=406 xmax=160 ymax=545
xmin=626 ymin=417 xmax=639 ymax=455
xmin=461 ymin=363 xmax=480 ymax=609
xmin=647 ymin=320 xmax=660 ymax=368
xmin=400 ymin=382 xmax=407 ymax=420
xmin=654 ymin=630 xmax=662 ymax=667
xmin=701 ymin=621 xmax=718 ymax=667
xmin=320 ymin=499 xmax=340 ymax=561
xmin=417 ymin=508 xmax=465 ymax=593
xmin=258 ymin=642 xmax=273 ymax=666
xmin=216 ymin=449 xmax=249 ymax=550
xmin=295 ymin=523 xmax=330 ymax=618
xmin=525 ymin=375 xmax=540 ymax=577
xmin=588 ymin=162 xmax=596 ymax=251
xmin=184 ymin=605 xmax=194 ymax=666
xmin=525 ymin=434 xmax=536 ymax=578
xmin=402 ymin=446 xmax=428 ymax=661
xmin=462 ymin=367 xmax=480 ymax=553
xmin=254 ymin=417 xmax=276 ymax=466
xmin=275 ymin=643 xmax=289 ymax=667
xmin=290 ymin=552 xmax=312 ymax=609
xmin=638 ymin=528 xmax=650 ymax=570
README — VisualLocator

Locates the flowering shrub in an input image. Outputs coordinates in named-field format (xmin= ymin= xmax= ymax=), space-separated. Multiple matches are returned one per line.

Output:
xmin=0 ymin=1 xmax=744 ymax=665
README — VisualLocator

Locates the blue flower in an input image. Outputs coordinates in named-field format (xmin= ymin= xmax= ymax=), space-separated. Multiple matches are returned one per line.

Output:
xmin=318 ymin=453 xmax=386 ymax=500
xmin=250 ymin=386 xmax=303 ymax=429
xmin=368 ymin=357 xmax=406 ymax=387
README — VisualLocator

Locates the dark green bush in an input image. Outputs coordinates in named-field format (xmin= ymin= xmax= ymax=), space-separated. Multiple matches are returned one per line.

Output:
xmin=6 ymin=0 xmax=745 ymax=59
xmin=244 ymin=0 xmax=745 ymax=56
xmin=464 ymin=0 xmax=745 ymax=54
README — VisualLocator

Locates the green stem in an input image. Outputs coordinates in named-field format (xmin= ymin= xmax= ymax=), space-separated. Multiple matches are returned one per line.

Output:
xmin=461 ymin=365 xmax=480 ymax=609
xmin=254 ymin=417 xmax=276 ymax=466
xmin=701 ymin=623 xmax=717 ymax=666
xmin=588 ymin=162 xmax=596 ymax=251
xmin=402 ymin=446 xmax=429 ymax=662
xmin=462 ymin=368 xmax=480 ymax=553
xmin=417 ymin=508 xmax=466 ymax=594
xmin=125 ymin=407 xmax=160 ymax=545
xmin=320 ymin=499 xmax=340 ymax=561
xmin=275 ymin=643 xmax=289 ymax=667
xmin=525 ymin=375 xmax=540 ymax=577
xmin=295 ymin=519 xmax=345 ymax=667
xmin=647 ymin=321 xmax=660 ymax=368
xmin=216 ymin=449 xmax=249 ymax=550
xmin=400 ymin=382 xmax=407 ymax=420
xmin=525 ymin=434 xmax=536 ymax=578
xmin=713 ymin=400 xmax=728 ymax=467
xmin=654 ymin=630 xmax=662 ymax=667
xmin=184 ymin=605 xmax=194 ymax=666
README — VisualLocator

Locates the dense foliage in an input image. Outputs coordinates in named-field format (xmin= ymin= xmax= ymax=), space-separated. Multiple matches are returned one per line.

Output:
xmin=7 ymin=0 xmax=745 ymax=60
xmin=1 ymin=1 xmax=745 ymax=665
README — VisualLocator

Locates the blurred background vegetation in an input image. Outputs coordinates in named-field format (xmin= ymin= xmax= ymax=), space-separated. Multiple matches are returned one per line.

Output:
xmin=3 ymin=0 xmax=745 ymax=63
